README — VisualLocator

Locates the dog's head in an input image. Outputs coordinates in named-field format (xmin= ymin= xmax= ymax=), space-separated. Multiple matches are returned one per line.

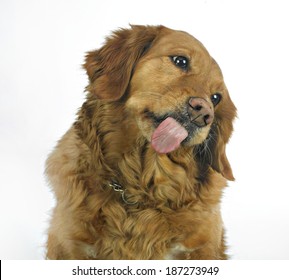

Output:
xmin=84 ymin=25 xmax=236 ymax=180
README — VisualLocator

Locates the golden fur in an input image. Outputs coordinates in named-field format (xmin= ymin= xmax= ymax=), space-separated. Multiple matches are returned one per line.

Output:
xmin=46 ymin=25 xmax=236 ymax=259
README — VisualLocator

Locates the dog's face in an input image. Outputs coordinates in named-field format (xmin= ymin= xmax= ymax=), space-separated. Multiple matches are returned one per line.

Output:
xmin=127 ymin=29 xmax=235 ymax=152
xmin=84 ymin=25 xmax=236 ymax=180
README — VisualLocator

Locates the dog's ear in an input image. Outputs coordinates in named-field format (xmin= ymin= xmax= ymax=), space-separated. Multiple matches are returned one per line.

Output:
xmin=209 ymin=129 xmax=234 ymax=181
xmin=84 ymin=25 xmax=162 ymax=100
xmin=196 ymin=123 xmax=235 ymax=181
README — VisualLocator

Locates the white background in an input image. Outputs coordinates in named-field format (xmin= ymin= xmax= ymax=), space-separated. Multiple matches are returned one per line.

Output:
xmin=1 ymin=0 xmax=288 ymax=260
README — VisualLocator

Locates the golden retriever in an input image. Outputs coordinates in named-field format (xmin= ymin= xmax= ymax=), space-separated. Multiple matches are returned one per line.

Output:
xmin=46 ymin=25 xmax=236 ymax=259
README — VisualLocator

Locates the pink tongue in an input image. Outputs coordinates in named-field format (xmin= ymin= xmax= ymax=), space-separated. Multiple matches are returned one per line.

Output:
xmin=151 ymin=117 xmax=188 ymax=154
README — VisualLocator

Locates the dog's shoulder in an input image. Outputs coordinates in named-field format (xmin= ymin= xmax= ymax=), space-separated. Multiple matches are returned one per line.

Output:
xmin=45 ymin=127 xmax=91 ymax=194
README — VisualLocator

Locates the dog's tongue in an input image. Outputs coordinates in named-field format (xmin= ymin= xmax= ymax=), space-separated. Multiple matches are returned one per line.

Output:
xmin=151 ymin=117 xmax=188 ymax=154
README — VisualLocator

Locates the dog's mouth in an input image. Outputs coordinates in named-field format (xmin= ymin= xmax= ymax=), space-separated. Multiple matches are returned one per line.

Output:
xmin=151 ymin=117 xmax=188 ymax=154
xmin=146 ymin=111 xmax=204 ymax=154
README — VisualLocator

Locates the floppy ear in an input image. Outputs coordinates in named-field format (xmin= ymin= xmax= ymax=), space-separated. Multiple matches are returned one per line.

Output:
xmin=84 ymin=25 xmax=162 ymax=100
xmin=196 ymin=125 xmax=234 ymax=181
xmin=209 ymin=130 xmax=235 ymax=181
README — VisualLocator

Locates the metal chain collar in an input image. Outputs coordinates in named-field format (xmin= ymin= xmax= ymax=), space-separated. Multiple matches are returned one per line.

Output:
xmin=108 ymin=181 xmax=138 ymax=205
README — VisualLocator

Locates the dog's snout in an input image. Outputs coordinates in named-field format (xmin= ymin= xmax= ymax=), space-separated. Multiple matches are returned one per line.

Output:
xmin=188 ymin=97 xmax=214 ymax=127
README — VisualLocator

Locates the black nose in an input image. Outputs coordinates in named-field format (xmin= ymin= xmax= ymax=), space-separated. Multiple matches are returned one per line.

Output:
xmin=187 ymin=97 xmax=214 ymax=127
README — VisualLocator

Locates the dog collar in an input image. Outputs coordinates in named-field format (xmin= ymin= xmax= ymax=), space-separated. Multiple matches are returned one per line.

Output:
xmin=108 ymin=181 xmax=138 ymax=205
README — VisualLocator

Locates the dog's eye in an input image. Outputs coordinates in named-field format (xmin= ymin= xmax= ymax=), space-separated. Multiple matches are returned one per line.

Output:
xmin=170 ymin=56 xmax=189 ymax=70
xmin=211 ymin=93 xmax=222 ymax=106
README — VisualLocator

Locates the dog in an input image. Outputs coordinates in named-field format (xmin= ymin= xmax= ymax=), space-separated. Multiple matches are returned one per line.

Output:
xmin=45 ymin=25 xmax=236 ymax=259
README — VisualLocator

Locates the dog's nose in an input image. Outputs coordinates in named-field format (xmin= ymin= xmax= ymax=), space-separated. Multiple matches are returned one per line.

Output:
xmin=187 ymin=97 xmax=214 ymax=127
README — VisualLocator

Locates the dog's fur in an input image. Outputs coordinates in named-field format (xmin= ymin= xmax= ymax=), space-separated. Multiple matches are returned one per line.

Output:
xmin=46 ymin=25 xmax=236 ymax=260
